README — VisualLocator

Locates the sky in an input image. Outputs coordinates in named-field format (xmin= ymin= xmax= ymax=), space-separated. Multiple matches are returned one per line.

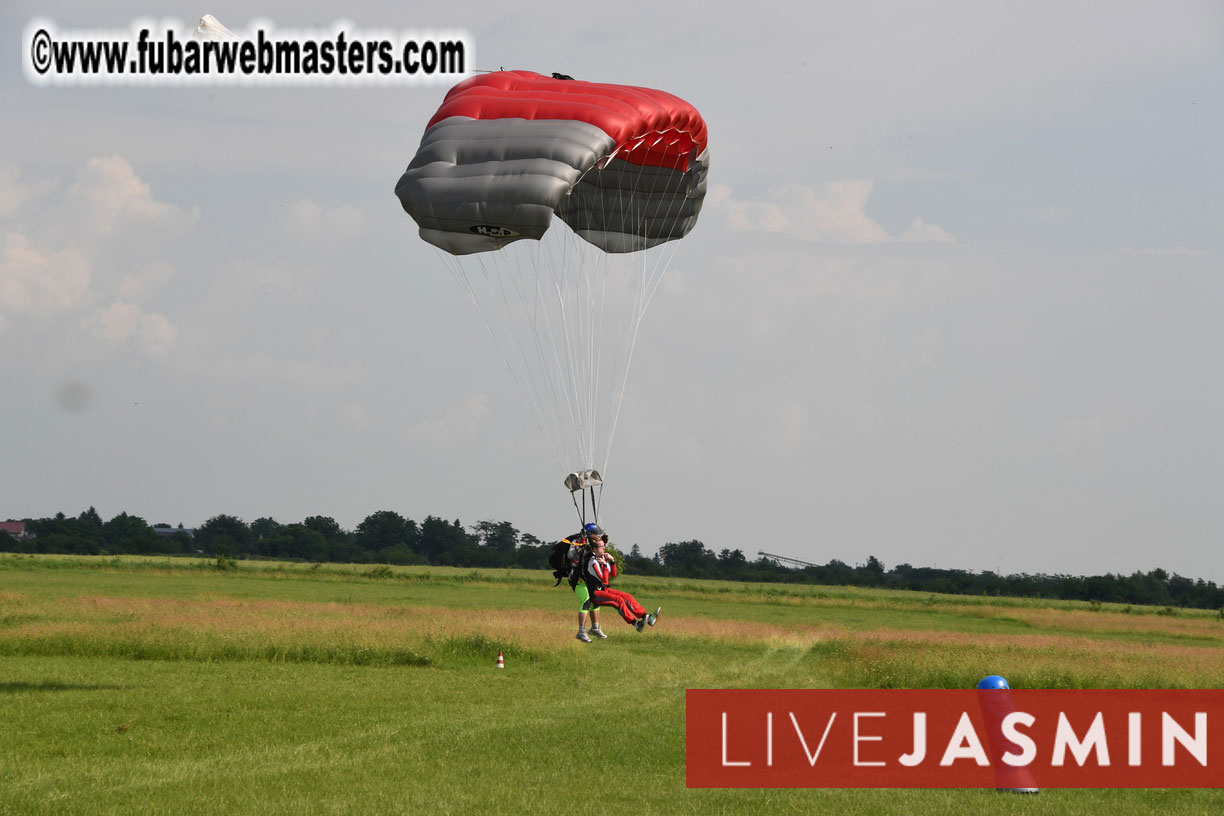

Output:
xmin=2 ymin=1 xmax=1222 ymax=582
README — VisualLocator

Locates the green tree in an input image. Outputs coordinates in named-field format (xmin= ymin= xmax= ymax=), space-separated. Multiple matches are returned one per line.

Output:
xmin=45 ymin=508 xmax=104 ymax=553
xmin=658 ymin=540 xmax=717 ymax=575
xmin=300 ymin=516 xmax=364 ymax=561
xmin=473 ymin=520 xmax=518 ymax=552
xmin=303 ymin=516 xmax=344 ymax=541
xmin=419 ymin=516 xmax=475 ymax=563
xmin=78 ymin=506 xmax=103 ymax=530
xmin=625 ymin=544 xmax=663 ymax=576
xmin=250 ymin=517 xmax=283 ymax=539
xmin=280 ymin=524 xmax=328 ymax=562
xmin=195 ymin=515 xmax=252 ymax=556
xmin=718 ymin=548 xmax=747 ymax=568
xmin=512 ymin=532 xmax=548 ymax=569
xmin=859 ymin=555 xmax=886 ymax=586
xmin=355 ymin=511 xmax=419 ymax=553
xmin=247 ymin=517 xmax=283 ymax=557
xmin=102 ymin=512 xmax=160 ymax=554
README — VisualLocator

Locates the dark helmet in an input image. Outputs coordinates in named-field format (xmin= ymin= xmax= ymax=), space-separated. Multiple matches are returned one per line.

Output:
xmin=582 ymin=523 xmax=604 ymax=539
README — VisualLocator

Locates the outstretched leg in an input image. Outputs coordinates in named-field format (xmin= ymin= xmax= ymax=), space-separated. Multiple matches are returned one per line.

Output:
xmin=592 ymin=588 xmax=647 ymax=625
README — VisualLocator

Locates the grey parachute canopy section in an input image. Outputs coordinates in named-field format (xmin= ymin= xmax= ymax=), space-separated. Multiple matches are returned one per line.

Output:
xmin=394 ymin=70 xmax=709 ymax=255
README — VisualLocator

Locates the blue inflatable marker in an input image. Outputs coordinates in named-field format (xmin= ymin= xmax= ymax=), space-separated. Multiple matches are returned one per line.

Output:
xmin=975 ymin=675 xmax=1038 ymax=794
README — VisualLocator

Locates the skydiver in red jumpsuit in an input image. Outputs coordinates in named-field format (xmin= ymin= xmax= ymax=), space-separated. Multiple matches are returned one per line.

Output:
xmin=582 ymin=535 xmax=660 ymax=631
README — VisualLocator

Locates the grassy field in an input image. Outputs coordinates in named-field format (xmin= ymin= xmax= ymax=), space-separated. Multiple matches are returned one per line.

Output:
xmin=1 ymin=553 xmax=1221 ymax=815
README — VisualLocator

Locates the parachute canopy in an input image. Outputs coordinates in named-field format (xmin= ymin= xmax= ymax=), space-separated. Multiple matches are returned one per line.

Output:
xmin=395 ymin=70 xmax=709 ymax=255
xmin=393 ymin=71 xmax=708 ymax=505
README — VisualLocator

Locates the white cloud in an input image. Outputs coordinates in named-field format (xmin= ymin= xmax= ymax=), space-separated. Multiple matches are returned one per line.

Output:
xmin=0 ymin=161 xmax=54 ymax=220
xmin=137 ymin=312 xmax=177 ymax=356
xmin=707 ymin=182 xmax=954 ymax=244
xmin=0 ymin=232 xmax=91 ymax=315
xmin=0 ymin=157 xmax=196 ymax=357
xmin=118 ymin=260 xmax=175 ymax=300
xmin=0 ymin=164 xmax=26 ymax=220
xmin=81 ymin=300 xmax=177 ymax=356
xmin=280 ymin=199 xmax=368 ymax=246
xmin=899 ymin=218 xmax=956 ymax=244
xmin=59 ymin=156 xmax=196 ymax=242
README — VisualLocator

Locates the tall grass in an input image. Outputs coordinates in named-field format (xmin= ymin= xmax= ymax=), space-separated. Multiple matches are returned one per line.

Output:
xmin=2 ymin=554 xmax=1221 ymax=686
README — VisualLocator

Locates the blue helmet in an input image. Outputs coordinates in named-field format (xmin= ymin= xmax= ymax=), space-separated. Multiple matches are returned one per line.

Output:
xmin=582 ymin=523 xmax=604 ymax=539
xmin=977 ymin=675 xmax=1010 ymax=690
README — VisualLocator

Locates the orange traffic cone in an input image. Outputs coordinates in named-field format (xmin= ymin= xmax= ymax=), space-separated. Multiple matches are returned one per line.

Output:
xmin=496 ymin=651 xmax=504 ymax=669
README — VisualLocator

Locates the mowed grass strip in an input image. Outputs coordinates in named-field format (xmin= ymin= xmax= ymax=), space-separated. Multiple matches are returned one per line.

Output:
xmin=3 ymin=654 xmax=1220 ymax=816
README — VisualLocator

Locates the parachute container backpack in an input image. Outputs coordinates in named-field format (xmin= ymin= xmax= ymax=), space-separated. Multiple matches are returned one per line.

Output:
xmin=395 ymin=70 xmax=709 ymax=520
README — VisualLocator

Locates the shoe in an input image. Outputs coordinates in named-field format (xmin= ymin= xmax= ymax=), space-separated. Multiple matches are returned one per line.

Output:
xmin=576 ymin=630 xmax=592 ymax=643
xmin=590 ymin=626 xmax=608 ymax=639
xmin=647 ymin=607 xmax=660 ymax=626
xmin=634 ymin=617 xmax=645 ymax=632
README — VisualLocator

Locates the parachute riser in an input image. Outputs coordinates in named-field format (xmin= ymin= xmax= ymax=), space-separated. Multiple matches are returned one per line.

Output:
xmin=568 ymin=485 xmax=600 ymax=527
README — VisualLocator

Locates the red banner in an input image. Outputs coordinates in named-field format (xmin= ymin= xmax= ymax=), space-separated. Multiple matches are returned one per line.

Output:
xmin=686 ymin=689 xmax=1224 ymax=788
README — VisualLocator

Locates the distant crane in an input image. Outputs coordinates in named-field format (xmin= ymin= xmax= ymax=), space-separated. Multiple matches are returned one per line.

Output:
xmin=757 ymin=551 xmax=821 ymax=569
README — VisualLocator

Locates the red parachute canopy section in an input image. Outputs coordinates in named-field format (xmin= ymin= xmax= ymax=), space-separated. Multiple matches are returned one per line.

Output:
xmin=426 ymin=70 xmax=708 ymax=171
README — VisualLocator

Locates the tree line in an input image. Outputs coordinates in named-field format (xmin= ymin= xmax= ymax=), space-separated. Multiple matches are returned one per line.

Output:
xmin=627 ymin=543 xmax=1224 ymax=612
xmin=4 ymin=507 xmax=1222 ymax=612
